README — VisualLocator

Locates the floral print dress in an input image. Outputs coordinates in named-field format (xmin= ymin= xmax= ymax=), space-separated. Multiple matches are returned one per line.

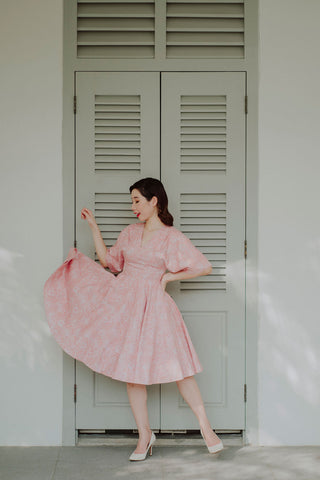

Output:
xmin=43 ymin=222 xmax=212 ymax=385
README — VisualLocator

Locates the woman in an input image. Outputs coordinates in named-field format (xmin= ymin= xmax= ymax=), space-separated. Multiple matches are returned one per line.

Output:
xmin=43 ymin=177 xmax=223 ymax=461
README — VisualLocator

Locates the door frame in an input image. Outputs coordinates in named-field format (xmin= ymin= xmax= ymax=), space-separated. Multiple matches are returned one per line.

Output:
xmin=62 ymin=0 xmax=259 ymax=446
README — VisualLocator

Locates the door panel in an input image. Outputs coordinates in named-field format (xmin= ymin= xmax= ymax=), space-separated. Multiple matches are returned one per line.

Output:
xmin=75 ymin=71 xmax=246 ymax=431
xmin=161 ymin=73 xmax=246 ymax=428
xmin=75 ymin=72 xmax=160 ymax=428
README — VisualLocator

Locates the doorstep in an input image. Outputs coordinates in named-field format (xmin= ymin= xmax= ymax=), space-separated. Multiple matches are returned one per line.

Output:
xmin=77 ymin=429 xmax=244 ymax=447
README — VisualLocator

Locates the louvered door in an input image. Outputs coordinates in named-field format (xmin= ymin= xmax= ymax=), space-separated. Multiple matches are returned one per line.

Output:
xmin=166 ymin=0 xmax=244 ymax=58
xmin=76 ymin=0 xmax=245 ymax=60
xmin=75 ymin=71 xmax=245 ymax=431
xmin=75 ymin=72 xmax=161 ymax=428
xmin=77 ymin=0 xmax=155 ymax=58
xmin=161 ymin=73 xmax=245 ymax=429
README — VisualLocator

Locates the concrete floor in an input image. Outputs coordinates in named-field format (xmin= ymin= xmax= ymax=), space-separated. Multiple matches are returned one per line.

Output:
xmin=1 ymin=444 xmax=320 ymax=480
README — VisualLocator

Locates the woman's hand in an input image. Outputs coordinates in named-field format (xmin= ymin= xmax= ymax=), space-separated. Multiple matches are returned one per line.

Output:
xmin=81 ymin=207 xmax=97 ymax=229
xmin=160 ymin=272 xmax=174 ymax=292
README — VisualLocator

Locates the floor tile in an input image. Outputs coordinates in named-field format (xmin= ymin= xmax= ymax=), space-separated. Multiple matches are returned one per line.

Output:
xmin=0 ymin=445 xmax=319 ymax=480
xmin=0 ymin=447 xmax=59 ymax=480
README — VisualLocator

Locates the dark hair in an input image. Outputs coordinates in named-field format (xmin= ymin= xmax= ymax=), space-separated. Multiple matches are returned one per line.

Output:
xmin=129 ymin=177 xmax=174 ymax=226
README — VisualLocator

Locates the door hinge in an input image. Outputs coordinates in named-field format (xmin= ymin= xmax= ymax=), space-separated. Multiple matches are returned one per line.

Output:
xmin=74 ymin=383 xmax=77 ymax=403
xmin=73 ymin=95 xmax=77 ymax=114
xmin=244 ymin=384 xmax=247 ymax=402
xmin=245 ymin=95 xmax=248 ymax=114
xmin=244 ymin=240 xmax=247 ymax=259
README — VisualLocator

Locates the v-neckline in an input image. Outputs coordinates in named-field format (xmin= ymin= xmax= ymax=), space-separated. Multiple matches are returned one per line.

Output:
xmin=139 ymin=223 xmax=167 ymax=248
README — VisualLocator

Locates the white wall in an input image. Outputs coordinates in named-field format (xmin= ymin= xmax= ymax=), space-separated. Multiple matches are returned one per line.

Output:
xmin=1 ymin=0 xmax=320 ymax=447
xmin=0 ymin=0 xmax=63 ymax=445
xmin=258 ymin=0 xmax=320 ymax=445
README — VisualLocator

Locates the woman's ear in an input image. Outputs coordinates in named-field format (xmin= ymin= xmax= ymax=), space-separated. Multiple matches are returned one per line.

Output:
xmin=151 ymin=196 xmax=158 ymax=208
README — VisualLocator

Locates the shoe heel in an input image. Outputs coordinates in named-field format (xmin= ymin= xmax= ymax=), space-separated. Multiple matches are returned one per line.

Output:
xmin=200 ymin=428 xmax=224 ymax=454
xmin=129 ymin=431 xmax=156 ymax=461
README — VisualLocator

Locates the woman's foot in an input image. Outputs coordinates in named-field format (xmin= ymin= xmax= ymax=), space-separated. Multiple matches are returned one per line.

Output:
xmin=133 ymin=429 xmax=153 ymax=454
xmin=200 ymin=423 xmax=222 ymax=447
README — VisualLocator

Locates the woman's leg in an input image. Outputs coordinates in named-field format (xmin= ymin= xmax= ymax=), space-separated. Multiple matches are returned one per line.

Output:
xmin=126 ymin=382 xmax=152 ymax=454
xmin=176 ymin=375 xmax=221 ymax=446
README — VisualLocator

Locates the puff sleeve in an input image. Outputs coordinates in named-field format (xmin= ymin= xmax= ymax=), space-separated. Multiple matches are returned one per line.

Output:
xmin=165 ymin=228 xmax=212 ymax=275
xmin=105 ymin=226 xmax=129 ymax=273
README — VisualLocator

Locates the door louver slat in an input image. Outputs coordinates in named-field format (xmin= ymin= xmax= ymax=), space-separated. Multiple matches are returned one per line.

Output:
xmin=77 ymin=1 xmax=155 ymax=58
xmin=180 ymin=95 xmax=226 ymax=172
xmin=166 ymin=0 xmax=244 ymax=58
xmin=94 ymin=95 xmax=141 ymax=172
xmin=180 ymin=193 xmax=227 ymax=291
xmin=94 ymin=192 xmax=135 ymax=264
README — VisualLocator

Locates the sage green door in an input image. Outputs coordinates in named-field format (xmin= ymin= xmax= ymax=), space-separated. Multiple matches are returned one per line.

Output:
xmin=161 ymin=73 xmax=245 ymax=429
xmin=75 ymin=71 xmax=246 ymax=431
xmin=75 ymin=72 xmax=161 ymax=429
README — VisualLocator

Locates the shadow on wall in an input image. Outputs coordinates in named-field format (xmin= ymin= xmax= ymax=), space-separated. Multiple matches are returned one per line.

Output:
xmin=0 ymin=246 xmax=58 ymax=371
xmin=228 ymin=250 xmax=320 ymax=445
xmin=249 ymin=244 xmax=320 ymax=445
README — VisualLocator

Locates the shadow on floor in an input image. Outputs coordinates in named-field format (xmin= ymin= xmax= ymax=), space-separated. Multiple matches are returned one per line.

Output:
xmin=0 ymin=445 xmax=320 ymax=480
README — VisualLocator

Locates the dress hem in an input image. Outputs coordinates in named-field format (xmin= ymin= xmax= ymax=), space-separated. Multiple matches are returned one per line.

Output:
xmin=61 ymin=344 xmax=203 ymax=385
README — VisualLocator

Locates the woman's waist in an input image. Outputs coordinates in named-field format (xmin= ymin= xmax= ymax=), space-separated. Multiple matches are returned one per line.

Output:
xmin=121 ymin=263 xmax=164 ymax=279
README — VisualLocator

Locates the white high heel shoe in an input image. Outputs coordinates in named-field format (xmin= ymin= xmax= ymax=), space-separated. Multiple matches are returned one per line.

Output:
xmin=200 ymin=428 xmax=224 ymax=454
xmin=129 ymin=431 xmax=156 ymax=461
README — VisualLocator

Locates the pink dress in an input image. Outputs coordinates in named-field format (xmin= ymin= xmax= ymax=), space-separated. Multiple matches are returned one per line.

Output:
xmin=43 ymin=222 xmax=212 ymax=385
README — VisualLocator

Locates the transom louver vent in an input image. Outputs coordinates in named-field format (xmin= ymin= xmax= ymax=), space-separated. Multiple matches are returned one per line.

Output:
xmin=94 ymin=95 xmax=141 ymax=173
xmin=77 ymin=0 xmax=155 ymax=58
xmin=166 ymin=0 xmax=244 ymax=58
xmin=180 ymin=95 xmax=226 ymax=173
xmin=180 ymin=193 xmax=226 ymax=291
xmin=94 ymin=192 xmax=135 ymax=264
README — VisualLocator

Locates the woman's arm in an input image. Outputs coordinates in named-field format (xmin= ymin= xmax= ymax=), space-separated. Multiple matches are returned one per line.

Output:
xmin=90 ymin=223 xmax=108 ymax=268
xmin=81 ymin=207 xmax=108 ymax=267
xmin=161 ymin=265 xmax=212 ymax=291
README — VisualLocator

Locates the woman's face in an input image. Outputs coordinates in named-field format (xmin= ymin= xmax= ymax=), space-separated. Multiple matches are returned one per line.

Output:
xmin=131 ymin=188 xmax=158 ymax=222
